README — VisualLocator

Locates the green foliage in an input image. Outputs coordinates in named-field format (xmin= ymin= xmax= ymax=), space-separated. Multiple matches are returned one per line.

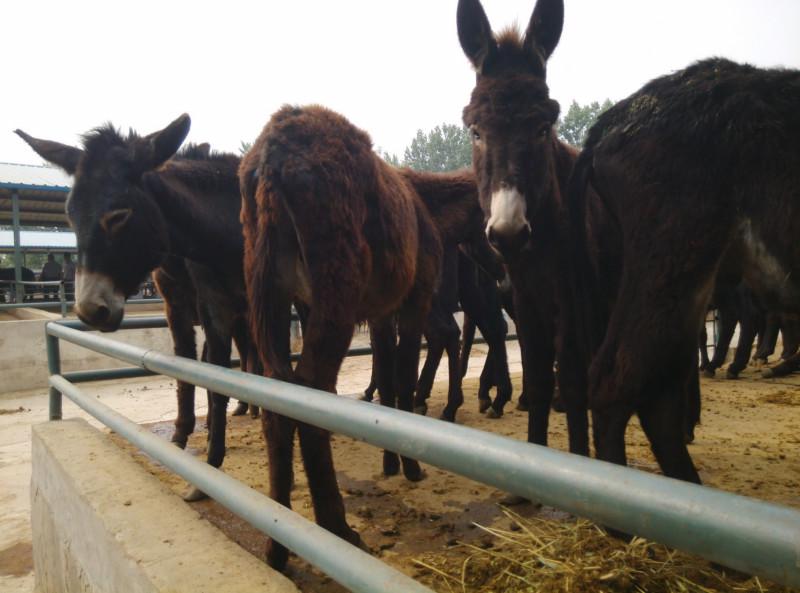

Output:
xmin=401 ymin=124 xmax=472 ymax=172
xmin=378 ymin=150 xmax=402 ymax=167
xmin=239 ymin=140 xmax=253 ymax=156
xmin=557 ymin=99 xmax=613 ymax=147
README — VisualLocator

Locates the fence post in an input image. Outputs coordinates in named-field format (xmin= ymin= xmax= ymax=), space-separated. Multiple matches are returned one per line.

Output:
xmin=59 ymin=282 xmax=67 ymax=317
xmin=45 ymin=324 xmax=62 ymax=420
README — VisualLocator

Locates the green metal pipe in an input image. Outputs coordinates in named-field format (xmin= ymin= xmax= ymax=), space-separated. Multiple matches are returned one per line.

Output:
xmin=64 ymin=367 xmax=157 ymax=383
xmin=49 ymin=375 xmax=433 ymax=593
xmin=45 ymin=331 xmax=62 ymax=420
xmin=11 ymin=192 xmax=23 ymax=304
xmin=63 ymin=358 xmax=242 ymax=384
xmin=45 ymin=322 xmax=800 ymax=587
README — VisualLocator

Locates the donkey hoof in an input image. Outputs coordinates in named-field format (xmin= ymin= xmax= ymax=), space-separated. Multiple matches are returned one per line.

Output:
xmin=266 ymin=538 xmax=290 ymax=571
xmin=171 ymin=435 xmax=188 ymax=449
xmin=762 ymin=367 xmax=776 ymax=379
xmin=486 ymin=406 xmax=503 ymax=419
xmin=413 ymin=404 xmax=428 ymax=415
xmin=249 ymin=406 xmax=260 ymax=419
xmin=515 ymin=400 xmax=529 ymax=412
xmin=183 ymin=486 xmax=209 ymax=502
xmin=439 ymin=409 xmax=457 ymax=423
xmin=500 ymin=493 xmax=538 ymax=507
xmin=383 ymin=452 xmax=400 ymax=476
xmin=360 ymin=392 xmax=375 ymax=402
xmin=478 ymin=397 xmax=492 ymax=413
xmin=725 ymin=369 xmax=740 ymax=380
xmin=231 ymin=401 xmax=249 ymax=416
xmin=403 ymin=461 xmax=425 ymax=482
xmin=702 ymin=368 xmax=716 ymax=379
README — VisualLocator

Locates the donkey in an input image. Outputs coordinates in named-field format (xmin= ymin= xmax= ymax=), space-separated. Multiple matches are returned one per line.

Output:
xmin=457 ymin=0 xmax=595 ymax=457
xmin=16 ymin=120 xmax=258 ymax=497
xmin=0 ymin=267 xmax=36 ymax=301
xmin=240 ymin=105 xmax=485 ymax=569
xmin=567 ymin=58 xmax=800 ymax=482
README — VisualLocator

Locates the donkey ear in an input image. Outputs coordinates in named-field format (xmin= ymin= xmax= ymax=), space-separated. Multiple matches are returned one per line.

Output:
xmin=136 ymin=114 xmax=191 ymax=171
xmin=457 ymin=0 xmax=496 ymax=72
xmin=523 ymin=0 xmax=564 ymax=61
xmin=99 ymin=208 xmax=133 ymax=236
xmin=14 ymin=130 xmax=83 ymax=175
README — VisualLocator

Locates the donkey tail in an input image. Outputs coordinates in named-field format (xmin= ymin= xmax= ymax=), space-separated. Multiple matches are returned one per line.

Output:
xmin=241 ymin=157 xmax=294 ymax=380
xmin=564 ymin=146 xmax=603 ymax=361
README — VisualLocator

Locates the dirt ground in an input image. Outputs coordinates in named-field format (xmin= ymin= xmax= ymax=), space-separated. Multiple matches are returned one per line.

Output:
xmin=114 ymin=354 xmax=800 ymax=593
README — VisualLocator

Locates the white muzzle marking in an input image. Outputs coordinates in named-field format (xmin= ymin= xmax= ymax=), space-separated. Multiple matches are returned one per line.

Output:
xmin=486 ymin=186 xmax=529 ymax=239
xmin=75 ymin=270 xmax=125 ymax=320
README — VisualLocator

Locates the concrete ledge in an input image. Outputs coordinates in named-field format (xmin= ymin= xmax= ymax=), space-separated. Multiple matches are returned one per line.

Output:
xmin=31 ymin=418 xmax=297 ymax=593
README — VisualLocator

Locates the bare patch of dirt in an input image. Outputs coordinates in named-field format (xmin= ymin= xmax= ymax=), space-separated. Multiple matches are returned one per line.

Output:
xmin=0 ymin=542 xmax=33 ymax=577
xmin=114 ymin=361 xmax=800 ymax=592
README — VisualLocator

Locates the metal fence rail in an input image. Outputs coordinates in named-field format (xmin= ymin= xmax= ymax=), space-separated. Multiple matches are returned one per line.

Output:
xmin=0 ymin=279 xmax=162 ymax=316
xmin=44 ymin=319 xmax=800 ymax=590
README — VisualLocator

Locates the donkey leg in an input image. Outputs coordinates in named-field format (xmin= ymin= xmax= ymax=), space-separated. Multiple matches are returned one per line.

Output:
xmin=361 ymin=354 xmax=378 ymax=402
xmin=415 ymin=329 xmax=445 ymax=416
xmin=184 ymin=329 xmax=232 ymax=502
xmin=460 ymin=314 xmax=476 ymax=378
xmin=555 ymin=330 xmax=590 ymax=456
xmin=684 ymin=364 xmax=702 ymax=444
xmin=515 ymin=303 xmax=555 ymax=442
xmin=706 ymin=302 xmax=737 ymax=377
xmin=204 ymin=332 xmax=233 ymax=470
xmin=396 ymin=305 xmax=429 ymax=482
xmin=726 ymin=304 xmax=760 ymax=379
xmin=263 ymin=411 xmax=297 ymax=571
xmin=158 ymin=276 xmax=197 ymax=448
xmin=439 ymin=315 xmax=464 ymax=422
xmin=370 ymin=318 xmax=401 ymax=476
xmin=293 ymin=317 xmax=362 ymax=548
xmin=638 ymin=369 xmax=701 ymax=484
xmin=231 ymin=320 xmax=254 ymax=416
xmin=479 ymin=320 xmax=513 ymax=418
xmin=477 ymin=350 xmax=495 ymax=412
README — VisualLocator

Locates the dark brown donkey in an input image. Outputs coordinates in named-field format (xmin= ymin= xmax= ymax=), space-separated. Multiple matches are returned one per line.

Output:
xmin=240 ymin=105 xmax=485 ymax=569
xmin=567 ymin=58 xmax=800 ymax=482
xmin=16 ymin=119 xmax=257 ymax=495
xmin=457 ymin=0 xmax=593 ymax=457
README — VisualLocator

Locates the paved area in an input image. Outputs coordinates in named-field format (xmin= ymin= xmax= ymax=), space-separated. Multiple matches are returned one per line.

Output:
xmin=0 ymin=333 xmax=519 ymax=593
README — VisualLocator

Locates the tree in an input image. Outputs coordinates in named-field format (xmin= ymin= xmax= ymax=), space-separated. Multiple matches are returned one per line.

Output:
xmin=557 ymin=99 xmax=613 ymax=148
xmin=402 ymin=124 xmax=472 ymax=172
xmin=239 ymin=140 xmax=253 ymax=155
xmin=377 ymin=149 xmax=401 ymax=167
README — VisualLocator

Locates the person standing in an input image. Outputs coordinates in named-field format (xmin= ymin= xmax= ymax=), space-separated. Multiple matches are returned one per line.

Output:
xmin=62 ymin=252 xmax=76 ymax=300
xmin=40 ymin=253 xmax=62 ymax=300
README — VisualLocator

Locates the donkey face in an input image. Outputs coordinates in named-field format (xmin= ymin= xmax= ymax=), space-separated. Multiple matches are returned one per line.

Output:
xmin=15 ymin=115 xmax=190 ymax=331
xmin=458 ymin=0 xmax=563 ymax=257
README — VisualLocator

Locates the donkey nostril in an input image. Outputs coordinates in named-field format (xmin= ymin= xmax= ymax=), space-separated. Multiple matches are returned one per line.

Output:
xmin=94 ymin=305 xmax=111 ymax=324
xmin=516 ymin=224 xmax=531 ymax=244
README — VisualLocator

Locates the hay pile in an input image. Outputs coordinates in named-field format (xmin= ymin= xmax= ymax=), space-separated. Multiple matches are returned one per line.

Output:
xmin=414 ymin=508 xmax=792 ymax=593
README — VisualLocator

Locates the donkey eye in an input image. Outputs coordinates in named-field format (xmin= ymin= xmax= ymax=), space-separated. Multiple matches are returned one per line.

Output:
xmin=471 ymin=127 xmax=482 ymax=142
xmin=538 ymin=124 xmax=551 ymax=138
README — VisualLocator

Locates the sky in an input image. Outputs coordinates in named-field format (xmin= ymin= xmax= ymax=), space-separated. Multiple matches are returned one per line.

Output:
xmin=2 ymin=0 xmax=799 ymax=166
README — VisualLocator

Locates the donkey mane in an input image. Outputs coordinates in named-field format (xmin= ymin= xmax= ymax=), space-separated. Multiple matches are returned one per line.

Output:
xmin=80 ymin=124 xmax=131 ymax=157
xmin=588 ymin=58 xmax=800 ymax=151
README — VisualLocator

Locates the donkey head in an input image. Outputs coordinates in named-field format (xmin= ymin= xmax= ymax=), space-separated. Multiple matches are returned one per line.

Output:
xmin=15 ymin=114 xmax=190 ymax=331
xmin=458 ymin=0 xmax=563 ymax=257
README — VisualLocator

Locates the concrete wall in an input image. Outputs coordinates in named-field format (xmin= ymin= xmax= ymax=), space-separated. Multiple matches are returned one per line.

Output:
xmin=31 ymin=418 xmax=297 ymax=593
xmin=0 ymin=317 xmax=189 ymax=394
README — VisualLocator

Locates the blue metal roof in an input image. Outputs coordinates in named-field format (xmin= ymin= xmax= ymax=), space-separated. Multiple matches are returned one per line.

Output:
xmin=0 ymin=162 xmax=71 ymax=192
